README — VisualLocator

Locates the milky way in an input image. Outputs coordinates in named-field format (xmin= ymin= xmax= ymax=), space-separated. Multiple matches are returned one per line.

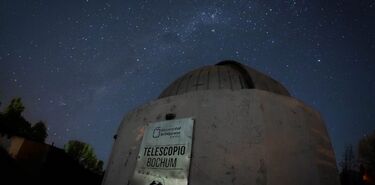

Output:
xmin=0 ymin=0 xmax=374 ymax=166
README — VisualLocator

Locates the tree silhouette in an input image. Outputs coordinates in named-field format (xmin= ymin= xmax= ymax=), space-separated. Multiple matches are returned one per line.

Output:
xmin=30 ymin=121 xmax=48 ymax=142
xmin=64 ymin=140 xmax=103 ymax=174
xmin=340 ymin=145 xmax=356 ymax=172
xmin=1 ymin=97 xmax=31 ymax=136
xmin=0 ymin=97 xmax=48 ymax=142
xmin=5 ymin=98 xmax=25 ymax=116
xmin=339 ymin=145 xmax=366 ymax=185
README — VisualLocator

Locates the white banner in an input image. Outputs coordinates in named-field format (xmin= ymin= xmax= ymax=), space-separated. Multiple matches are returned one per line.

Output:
xmin=131 ymin=118 xmax=194 ymax=185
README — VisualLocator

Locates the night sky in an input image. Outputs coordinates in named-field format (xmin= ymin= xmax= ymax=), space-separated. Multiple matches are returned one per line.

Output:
xmin=0 ymin=0 xmax=374 ymax=166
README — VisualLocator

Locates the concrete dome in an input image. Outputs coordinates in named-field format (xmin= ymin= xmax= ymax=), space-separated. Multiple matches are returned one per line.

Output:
xmin=103 ymin=60 xmax=339 ymax=185
xmin=159 ymin=60 xmax=290 ymax=98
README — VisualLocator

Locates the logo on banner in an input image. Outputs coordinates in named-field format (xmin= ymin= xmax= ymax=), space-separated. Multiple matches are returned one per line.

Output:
xmin=153 ymin=127 xmax=161 ymax=138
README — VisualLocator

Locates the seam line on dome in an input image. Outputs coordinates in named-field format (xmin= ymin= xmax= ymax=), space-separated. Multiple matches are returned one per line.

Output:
xmin=238 ymin=74 xmax=244 ymax=88
xmin=195 ymin=69 xmax=203 ymax=90
xmin=227 ymin=68 xmax=233 ymax=90
xmin=207 ymin=70 xmax=210 ymax=90
xmin=185 ymin=73 xmax=193 ymax=93
xmin=174 ymin=76 xmax=184 ymax=96
xmin=218 ymin=66 xmax=221 ymax=89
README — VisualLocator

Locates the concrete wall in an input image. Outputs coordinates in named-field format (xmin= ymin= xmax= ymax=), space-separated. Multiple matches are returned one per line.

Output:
xmin=0 ymin=134 xmax=13 ymax=151
xmin=103 ymin=89 xmax=339 ymax=185
xmin=0 ymin=136 xmax=25 ymax=158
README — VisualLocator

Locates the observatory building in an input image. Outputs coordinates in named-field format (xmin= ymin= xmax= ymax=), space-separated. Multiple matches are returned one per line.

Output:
xmin=102 ymin=61 xmax=339 ymax=185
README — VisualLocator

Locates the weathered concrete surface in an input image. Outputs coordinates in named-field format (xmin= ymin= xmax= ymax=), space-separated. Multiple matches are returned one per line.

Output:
xmin=102 ymin=89 xmax=339 ymax=185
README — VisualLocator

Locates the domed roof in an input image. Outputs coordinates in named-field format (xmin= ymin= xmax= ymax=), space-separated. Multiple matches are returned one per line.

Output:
xmin=158 ymin=60 xmax=290 ymax=98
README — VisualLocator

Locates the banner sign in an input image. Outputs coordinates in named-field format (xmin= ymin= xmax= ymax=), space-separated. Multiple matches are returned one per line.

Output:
xmin=131 ymin=118 xmax=194 ymax=185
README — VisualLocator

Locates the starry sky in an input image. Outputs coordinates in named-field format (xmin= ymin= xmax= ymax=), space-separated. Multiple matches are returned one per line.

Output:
xmin=0 ymin=0 xmax=374 ymax=167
